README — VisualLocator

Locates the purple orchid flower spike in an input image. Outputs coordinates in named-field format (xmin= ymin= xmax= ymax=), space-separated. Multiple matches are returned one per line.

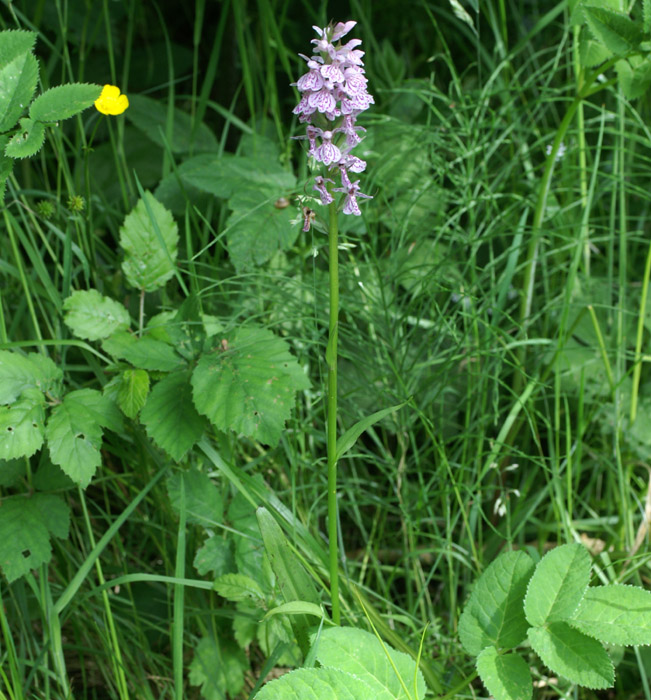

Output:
xmin=293 ymin=20 xmax=373 ymax=223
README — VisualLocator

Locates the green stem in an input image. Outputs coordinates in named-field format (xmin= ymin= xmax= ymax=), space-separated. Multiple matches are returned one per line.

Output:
xmin=326 ymin=200 xmax=340 ymax=625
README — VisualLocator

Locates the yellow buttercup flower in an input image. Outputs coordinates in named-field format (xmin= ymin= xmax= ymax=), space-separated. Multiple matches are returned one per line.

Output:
xmin=94 ymin=84 xmax=129 ymax=115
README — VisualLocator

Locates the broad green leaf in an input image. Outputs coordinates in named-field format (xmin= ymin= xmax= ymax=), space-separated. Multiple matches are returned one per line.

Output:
xmin=167 ymin=468 xmax=223 ymax=526
xmin=0 ymin=51 xmax=38 ymax=133
xmin=213 ymin=572 xmax=265 ymax=602
xmin=0 ymin=350 xmax=61 ymax=404
xmin=107 ymin=368 xmax=149 ymax=419
xmin=101 ymin=330 xmax=136 ymax=358
xmin=583 ymin=5 xmax=644 ymax=55
xmin=524 ymin=543 xmax=591 ymax=626
xmin=191 ymin=327 xmax=310 ymax=447
xmin=0 ymin=30 xmax=36 ymax=68
xmin=580 ymin=34 xmax=613 ymax=67
xmin=5 ymin=117 xmax=45 ymax=158
xmin=0 ymin=459 xmax=26 ymax=487
xmin=193 ymin=535 xmax=235 ymax=577
xmin=121 ymin=336 xmax=183 ymax=371
xmin=63 ymin=289 xmax=130 ymax=341
xmin=264 ymin=601 xmax=326 ymax=621
xmin=0 ymin=387 xmax=45 ymax=460
xmin=255 ymin=667 xmax=373 ymax=700
xmin=528 ymin=622 xmax=614 ymax=689
xmin=0 ymin=135 xmax=12 ymax=199
xmin=189 ymin=635 xmax=247 ymax=700
xmin=126 ymin=93 xmax=218 ymax=154
xmin=336 ymin=402 xmax=406 ymax=461
xmin=0 ymin=493 xmax=69 ymax=582
xmin=29 ymin=83 xmax=102 ymax=122
xmin=476 ymin=647 xmax=532 ymax=700
xmin=615 ymin=57 xmax=651 ymax=99
xmin=45 ymin=389 xmax=119 ymax=487
xmin=141 ymin=370 xmax=207 ymax=461
xmin=459 ymin=550 xmax=535 ymax=656
xmin=226 ymin=189 xmax=300 ymax=271
xmin=314 ymin=627 xmax=426 ymax=700
xmin=645 ymin=0 xmax=651 ymax=33
xmin=119 ymin=191 xmax=179 ymax=291
xmin=257 ymin=506 xmax=320 ymax=655
xmin=569 ymin=584 xmax=651 ymax=645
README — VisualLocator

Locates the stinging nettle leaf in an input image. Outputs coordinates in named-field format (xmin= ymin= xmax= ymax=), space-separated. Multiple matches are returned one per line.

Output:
xmin=459 ymin=550 xmax=535 ymax=656
xmin=524 ymin=543 xmax=591 ymax=627
xmin=0 ymin=51 xmax=39 ymax=133
xmin=476 ymin=647 xmax=532 ymax=700
xmin=120 ymin=191 xmax=179 ymax=291
xmin=29 ymin=83 xmax=102 ymax=122
xmin=527 ymin=622 xmax=614 ymax=689
xmin=63 ymin=289 xmax=130 ymax=341
xmin=569 ymin=583 xmax=651 ymax=646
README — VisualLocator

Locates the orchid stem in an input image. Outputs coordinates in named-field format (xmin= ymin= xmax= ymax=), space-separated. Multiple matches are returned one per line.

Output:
xmin=327 ymin=200 xmax=340 ymax=625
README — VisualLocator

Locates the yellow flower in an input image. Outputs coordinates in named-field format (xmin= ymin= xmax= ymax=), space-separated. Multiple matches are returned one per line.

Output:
xmin=94 ymin=84 xmax=129 ymax=115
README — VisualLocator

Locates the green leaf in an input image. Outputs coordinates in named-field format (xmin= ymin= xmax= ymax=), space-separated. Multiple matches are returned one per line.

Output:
xmin=63 ymin=289 xmax=130 ymax=341
xmin=583 ymin=5 xmax=644 ymax=55
xmin=119 ymin=191 xmax=179 ymax=291
xmin=255 ymin=667 xmax=373 ymax=700
xmin=126 ymin=93 xmax=218 ymax=154
xmin=140 ymin=370 xmax=207 ymax=461
xmin=0 ymin=387 xmax=45 ymax=460
xmin=0 ymin=135 xmax=13 ymax=199
xmin=459 ymin=550 xmax=535 ymax=656
xmin=107 ymin=368 xmax=150 ymax=419
xmin=0 ymin=350 xmax=61 ymax=404
xmin=527 ymin=622 xmax=614 ymax=689
xmin=213 ymin=572 xmax=265 ymax=602
xmin=615 ymin=57 xmax=651 ymax=99
xmin=226 ymin=189 xmax=300 ymax=271
xmin=524 ymin=543 xmax=591 ymax=626
xmin=167 ymin=467 xmax=223 ymax=526
xmin=264 ymin=601 xmax=326 ymax=621
xmin=45 ymin=389 xmax=117 ymax=488
xmin=121 ymin=336 xmax=183 ymax=371
xmin=29 ymin=83 xmax=102 ymax=122
xmin=314 ymin=627 xmax=426 ymax=700
xmin=645 ymin=0 xmax=651 ymax=33
xmin=193 ymin=535 xmax=235 ymax=577
xmin=191 ymin=327 xmax=310 ymax=447
xmin=0 ymin=51 xmax=38 ymax=133
xmin=580 ymin=33 xmax=613 ymax=67
xmin=0 ymin=30 xmax=36 ymax=68
xmin=569 ymin=584 xmax=651 ymax=645
xmin=476 ymin=647 xmax=532 ymax=700
xmin=336 ymin=402 xmax=406 ymax=461
xmin=0 ymin=493 xmax=70 ymax=582
xmin=189 ymin=635 xmax=248 ymax=700
xmin=5 ymin=117 xmax=45 ymax=158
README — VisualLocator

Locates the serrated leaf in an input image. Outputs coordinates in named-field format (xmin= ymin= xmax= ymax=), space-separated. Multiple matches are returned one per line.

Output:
xmin=193 ymin=535 xmax=235 ymax=577
xmin=101 ymin=330 xmax=136 ymax=358
xmin=0 ymin=135 xmax=12 ymax=200
xmin=524 ymin=543 xmax=591 ymax=626
xmin=0 ymin=493 xmax=69 ymax=582
xmin=528 ymin=622 xmax=614 ymax=689
xmin=189 ymin=635 xmax=248 ymax=700
xmin=314 ymin=627 xmax=426 ymax=700
xmin=5 ymin=117 xmax=45 ymax=158
xmin=121 ymin=336 xmax=183 ymax=371
xmin=583 ymin=5 xmax=644 ymax=55
xmin=141 ymin=370 xmax=207 ymax=461
xmin=214 ymin=572 xmax=265 ymax=602
xmin=0 ymin=387 xmax=45 ymax=460
xmin=191 ymin=327 xmax=310 ymax=447
xmin=0 ymin=350 xmax=61 ymax=404
xmin=114 ymin=368 xmax=150 ymax=419
xmin=0 ymin=51 xmax=38 ymax=133
xmin=29 ymin=83 xmax=102 ymax=122
xmin=0 ymin=30 xmax=36 ymax=68
xmin=569 ymin=584 xmax=651 ymax=645
xmin=45 ymin=389 xmax=118 ymax=487
xmin=476 ymin=647 xmax=532 ymax=700
xmin=63 ymin=289 xmax=130 ymax=341
xmin=167 ymin=467 xmax=223 ymax=526
xmin=615 ymin=57 xmax=651 ymax=99
xmin=226 ymin=189 xmax=300 ymax=271
xmin=255 ymin=667 xmax=373 ymax=700
xmin=119 ymin=191 xmax=179 ymax=291
xmin=459 ymin=550 xmax=535 ymax=656
xmin=580 ymin=33 xmax=613 ymax=67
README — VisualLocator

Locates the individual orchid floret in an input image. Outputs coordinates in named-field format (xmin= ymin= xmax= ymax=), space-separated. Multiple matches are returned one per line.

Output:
xmin=314 ymin=176 xmax=335 ymax=205
xmin=333 ymin=179 xmax=372 ymax=216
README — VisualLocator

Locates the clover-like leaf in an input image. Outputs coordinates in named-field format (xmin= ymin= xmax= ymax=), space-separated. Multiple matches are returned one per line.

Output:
xmin=191 ymin=327 xmax=310 ymax=447
xmin=63 ymin=289 xmax=130 ymax=341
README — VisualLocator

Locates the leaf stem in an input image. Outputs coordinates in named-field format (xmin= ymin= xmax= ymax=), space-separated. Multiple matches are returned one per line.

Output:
xmin=327 ymin=200 xmax=340 ymax=625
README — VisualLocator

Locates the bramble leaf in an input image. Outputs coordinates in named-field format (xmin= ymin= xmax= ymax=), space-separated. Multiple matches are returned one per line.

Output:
xmin=63 ymin=289 xmax=130 ymax=341
xmin=191 ymin=327 xmax=310 ymax=447
xmin=524 ymin=543 xmax=591 ymax=626
xmin=476 ymin=647 xmax=532 ymax=700
xmin=528 ymin=622 xmax=613 ymax=689
xmin=120 ymin=336 xmax=183 ymax=371
xmin=254 ymin=667 xmax=373 ymax=700
xmin=105 ymin=368 xmax=150 ymax=419
xmin=459 ymin=550 xmax=535 ymax=656
xmin=29 ymin=83 xmax=102 ymax=122
xmin=120 ymin=191 xmax=179 ymax=291
xmin=0 ymin=350 xmax=61 ymax=404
